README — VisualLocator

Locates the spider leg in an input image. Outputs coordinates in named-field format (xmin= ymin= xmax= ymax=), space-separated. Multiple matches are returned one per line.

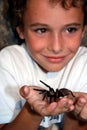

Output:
xmin=42 ymin=92 xmax=48 ymax=100
xmin=34 ymin=81 xmax=56 ymax=103
xmin=55 ymin=89 xmax=59 ymax=101
xmin=49 ymin=97 xmax=51 ymax=103
xmin=34 ymin=88 xmax=49 ymax=100
xmin=40 ymin=80 xmax=55 ymax=92
xmin=69 ymin=91 xmax=75 ymax=97
xmin=40 ymin=80 xmax=56 ymax=103
xmin=34 ymin=88 xmax=47 ymax=94
xmin=40 ymin=80 xmax=51 ymax=89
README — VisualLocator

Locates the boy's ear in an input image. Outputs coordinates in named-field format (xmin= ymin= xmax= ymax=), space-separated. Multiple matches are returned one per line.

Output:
xmin=16 ymin=27 xmax=25 ymax=39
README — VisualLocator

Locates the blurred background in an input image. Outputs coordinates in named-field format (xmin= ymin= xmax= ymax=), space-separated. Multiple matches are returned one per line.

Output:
xmin=0 ymin=0 xmax=18 ymax=49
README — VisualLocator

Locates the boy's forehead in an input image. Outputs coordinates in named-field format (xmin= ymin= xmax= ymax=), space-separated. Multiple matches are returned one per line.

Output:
xmin=26 ymin=0 xmax=83 ymax=14
xmin=24 ymin=0 xmax=84 ymax=25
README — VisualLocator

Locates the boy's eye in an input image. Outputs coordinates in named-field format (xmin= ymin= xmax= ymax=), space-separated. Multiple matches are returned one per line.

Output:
xmin=65 ymin=27 xmax=78 ymax=33
xmin=34 ymin=28 xmax=47 ymax=34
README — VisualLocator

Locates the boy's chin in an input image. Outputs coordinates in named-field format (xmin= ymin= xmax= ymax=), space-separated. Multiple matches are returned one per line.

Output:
xmin=39 ymin=65 xmax=64 ymax=73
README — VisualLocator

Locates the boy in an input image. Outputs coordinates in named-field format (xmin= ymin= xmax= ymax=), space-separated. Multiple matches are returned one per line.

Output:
xmin=0 ymin=0 xmax=87 ymax=129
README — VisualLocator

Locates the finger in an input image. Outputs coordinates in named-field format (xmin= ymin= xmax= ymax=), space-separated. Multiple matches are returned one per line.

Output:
xmin=73 ymin=97 xmax=87 ymax=121
xmin=20 ymin=86 xmax=30 ymax=98
xmin=37 ymin=102 xmax=57 ymax=116
xmin=56 ymin=98 xmax=74 ymax=113
xmin=74 ymin=97 xmax=86 ymax=114
xmin=32 ymin=98 xmax=73 ymax=116
xmin=73 ymin=92 xmax=87 ymax=100
xmin=46 ymin=97 xmax=74 ymax=116
xmin=79 ymin=103 xmax=87 ymax=120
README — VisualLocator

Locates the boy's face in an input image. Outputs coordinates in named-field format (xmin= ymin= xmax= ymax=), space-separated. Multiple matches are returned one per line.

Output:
xmin=17 ymin=0 xmax=85 ymax=72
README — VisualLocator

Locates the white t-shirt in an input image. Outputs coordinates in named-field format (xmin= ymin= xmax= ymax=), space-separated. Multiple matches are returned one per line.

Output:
xmin=0 ymin=44 xmax=87 ymax=128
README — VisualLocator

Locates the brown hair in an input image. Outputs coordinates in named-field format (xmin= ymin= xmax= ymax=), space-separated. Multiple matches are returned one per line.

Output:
xmin=5 ymin=0 xmax=87 ymax=28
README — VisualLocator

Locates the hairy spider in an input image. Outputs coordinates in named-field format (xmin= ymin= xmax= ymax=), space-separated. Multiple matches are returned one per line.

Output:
xmin=34 ymin=80 xmax=75 ymax=103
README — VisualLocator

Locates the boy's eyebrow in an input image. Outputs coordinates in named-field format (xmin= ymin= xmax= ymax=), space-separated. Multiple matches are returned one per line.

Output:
xmin=29 ymin=23 xmax=49 ymax=27
xmin=64 ymin=23 xmax=82 ymax=27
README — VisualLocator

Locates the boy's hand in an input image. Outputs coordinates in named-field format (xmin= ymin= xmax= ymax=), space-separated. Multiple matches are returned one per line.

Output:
xmin=20 ymin=86 xmax=74 ymax=116
xmin=72 ymin=92 xmax=87 ymax=121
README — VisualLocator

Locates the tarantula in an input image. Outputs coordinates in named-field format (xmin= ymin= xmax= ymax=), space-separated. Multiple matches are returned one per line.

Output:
xmin=34 ymin=80 xmax=75 ymax=103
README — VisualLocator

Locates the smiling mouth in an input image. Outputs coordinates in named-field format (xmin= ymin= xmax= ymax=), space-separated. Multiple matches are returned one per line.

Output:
xmin=45 ymin=56 xmax=66 ymax=63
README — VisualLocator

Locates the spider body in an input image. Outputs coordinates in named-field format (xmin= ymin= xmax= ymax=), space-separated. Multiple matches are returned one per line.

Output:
xmin=34 ymin=80 xmax=75 ymax=103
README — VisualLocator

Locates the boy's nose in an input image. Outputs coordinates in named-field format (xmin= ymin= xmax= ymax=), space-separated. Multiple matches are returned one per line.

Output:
xmin=48 ymin=33 xmax=63 ymax=54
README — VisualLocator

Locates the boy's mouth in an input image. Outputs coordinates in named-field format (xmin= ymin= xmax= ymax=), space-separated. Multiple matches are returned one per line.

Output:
xmin=44 ymin=55 xmax=66 ymax=63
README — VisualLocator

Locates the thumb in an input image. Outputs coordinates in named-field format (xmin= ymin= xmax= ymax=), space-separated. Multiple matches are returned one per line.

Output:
xmin=20 ymin=86 xmax=30 ymax=99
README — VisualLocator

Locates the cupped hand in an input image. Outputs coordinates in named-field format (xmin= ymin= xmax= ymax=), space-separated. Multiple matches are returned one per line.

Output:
xmin=20 ymin=85 xmax=74 ymax=116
